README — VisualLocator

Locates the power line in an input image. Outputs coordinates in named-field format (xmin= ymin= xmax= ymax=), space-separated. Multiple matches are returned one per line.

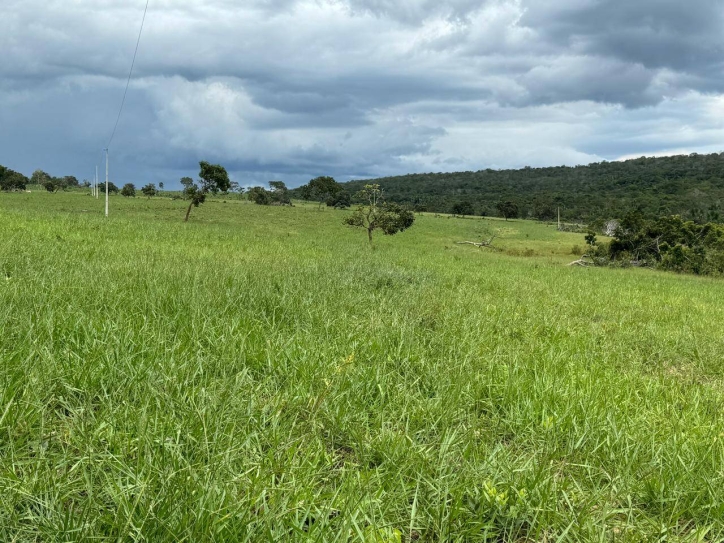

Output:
xmin=106 ymin=0 xmax=150 ymax=150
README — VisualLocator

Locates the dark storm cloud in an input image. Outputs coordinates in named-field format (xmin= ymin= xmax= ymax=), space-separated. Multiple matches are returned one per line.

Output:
xmin=520 ymin=0 xmax=724 ymax=80
xmin=1 ymin=0 xmax=723 ymax=188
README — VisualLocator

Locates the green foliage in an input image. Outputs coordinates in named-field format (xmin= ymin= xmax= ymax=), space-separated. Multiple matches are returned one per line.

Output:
xmin=247 ymin=186 xmax=272 ymax=205
xmin=30 ymin=169 xmax=52 ymax=187
xmin=141 ymin=183 xmax=157 ymax=198
xmin=120 ymin=183 xmax=136 ymax=197
xmin=300 ymin=176 xmax=342 ymax=206
xmin=102 ymin=181 xmax=120 ymax=194
xmin=227 ymin=181 xmax=243 ymax=198
xmin=180 ymin=176 xmax=194 ymax=189
xmin=183 ymin=162 xmax=230 ymax=221
xmin=451 ymin=201 xmax=475 ymax=216
xmin=326 ymin=191 xmax=351 ymax=209
xmin=496 ymin=201 xmax=519 ymax=220
xmin=269 ymin=180 xmax=291 ymax=205
xmin=63 ymin=176 xmax=79 ymax=188
xmin=43 ymin=179 xmax=59 ymax=192
xmin=330 ymin=152 xmax=724 ymax=222
xmin=606 ymin=214 xmax=724 ymax=275
xmin=344 ymin=184 xmax=415 ymax=242
xmin=248 ymin=182 xmax=292 ymax=206
xmin=584 ymin=231 xmax=597 ymax=246
xmin=198 ymin=161 xmax=231 ymax=194
xmin=0 ymin=165 xmax=28 ymax=191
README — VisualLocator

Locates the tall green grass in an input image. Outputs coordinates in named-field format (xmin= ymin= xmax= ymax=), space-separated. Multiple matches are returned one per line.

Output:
xmin=1 ymin=192 xmax=724 ymax=541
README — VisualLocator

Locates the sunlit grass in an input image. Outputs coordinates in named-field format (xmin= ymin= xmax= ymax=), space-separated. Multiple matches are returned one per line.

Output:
xmin=1 ymin=191 xmax=724 ymax=541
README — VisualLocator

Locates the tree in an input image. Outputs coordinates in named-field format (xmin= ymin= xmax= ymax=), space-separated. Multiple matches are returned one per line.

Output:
xmin=63 ymin=176 xmax=80 ymax=188
xmin=183 ymin=161 xmax=231 ymax=221
xmin=247 ymin=186 xmax=272 ymax=205
xmin=141 ymin=183 xmax=157 ymax=198
xmin=180 ymin=177 xmax=194 ymax=190
xmin=0 ymin=165 xmax=28 ymax=191
xmin=344 ymin=184 xmax=415 ymax=243
xmin=301 ymin=176 xmax=342 ymax=208
xmin=451 ymin=201 xmax=475 ymax=216
xmin=227 ymin=181 xmax=245 ymax=200
xmin=104 ymin=182 xmax=120 ymax=194
xmin=159 ymin=182 xmax=164 ymax=194
xmin=121 ymin=183 xmax=136 ymax=197
xmin=327 ymin=191 xmax=351 ymax=209
xmin=31 ymin=170 xmax=51 ymax=187
xmin=269 ymin=180 xmax=291 ymax=205
xmin=496 ymin=201 xmax=519 ymax=220
xmin=43 ymin=177 xmax=67 ymax=192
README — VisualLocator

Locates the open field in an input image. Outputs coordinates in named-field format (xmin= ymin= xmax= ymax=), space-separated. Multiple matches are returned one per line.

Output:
xmin=2 ymin=192 xmax=724 ymax=541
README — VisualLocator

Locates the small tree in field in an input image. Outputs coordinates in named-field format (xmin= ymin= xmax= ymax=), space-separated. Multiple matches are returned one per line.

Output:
xmin=269 ymin=181 xmax=291 ymax=205
xmin=496 ymin=201 xmax=519 ymax=221
xmin=184 ymin=161 xmax=231 ymax=221
xmin=301 ymin=176 xmax=342 ymax=208
xmin=121 ymin=183 xmax=136 ymax=197
xmin=180 ymin=177 xmax=194 ymax=190
xmin=247 ymin=186 xmax=272 ymax=205
xmin=344 ymin=184 xmax=415 ymax=243
xmin=141 ymin=183 xmax=157 ymax=198
xmin=159 ymin=182 xmax=164 ymax=194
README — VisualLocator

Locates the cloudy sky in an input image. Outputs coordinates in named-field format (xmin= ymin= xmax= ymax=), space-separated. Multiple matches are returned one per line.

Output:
xmin=2 ymin=0 xmax=724 ymax=188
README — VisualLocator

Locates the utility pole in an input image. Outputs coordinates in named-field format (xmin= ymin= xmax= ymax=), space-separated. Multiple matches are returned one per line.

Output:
xmin=557 ymin=207 xmax=561 ymax=231
xmin=95 ymin=165 xmax=99 ymax=198
xmin=105 ymin=149 xmax=109 ymax=218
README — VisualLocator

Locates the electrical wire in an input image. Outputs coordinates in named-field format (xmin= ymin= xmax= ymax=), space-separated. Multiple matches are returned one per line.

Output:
xmin=106 ymin=0 xmax=150 ymax=150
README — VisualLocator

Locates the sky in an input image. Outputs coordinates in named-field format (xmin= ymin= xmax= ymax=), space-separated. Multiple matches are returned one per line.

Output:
xmin=2 ymin=0 xmax=724 ymax=188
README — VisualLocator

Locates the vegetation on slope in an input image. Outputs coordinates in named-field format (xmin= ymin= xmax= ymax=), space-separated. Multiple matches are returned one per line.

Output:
xmin=579 ymin=213 xmax=724 ymax=276
xmin=332 ymin=152 xmax=724 ymax=223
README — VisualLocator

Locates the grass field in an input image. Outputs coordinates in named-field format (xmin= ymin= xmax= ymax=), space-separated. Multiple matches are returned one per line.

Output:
xmin=2 ymin=191 xmax=724 ymax=541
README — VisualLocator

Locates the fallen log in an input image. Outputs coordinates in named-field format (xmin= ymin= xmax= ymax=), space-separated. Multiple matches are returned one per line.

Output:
xmin=456 ymin=235 xmax=497 ymax=249
xmin=568 ymin=254 xmax=593 ymax=267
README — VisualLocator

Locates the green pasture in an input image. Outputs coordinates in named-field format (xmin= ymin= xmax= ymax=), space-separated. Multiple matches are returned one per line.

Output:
xmin=1 ymin=191 xmax=724 ymax=541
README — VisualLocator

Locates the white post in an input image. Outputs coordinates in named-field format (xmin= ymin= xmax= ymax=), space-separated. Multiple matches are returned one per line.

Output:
xmin=105 ymin=149 xmax=109 ymax=218
xmin=557 ymin=207 xmax=561 ymax=230
xmin=95 ymin=165 xmax=99 ymax=198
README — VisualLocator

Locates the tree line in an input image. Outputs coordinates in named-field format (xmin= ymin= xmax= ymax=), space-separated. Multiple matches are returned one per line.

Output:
xmin=336 ymin=152 xmax=724 ymax=223
xmin=579 ymin=213 xmax=724 ymax=276
xmin=0 ymin=168 xmax=82 ymax=192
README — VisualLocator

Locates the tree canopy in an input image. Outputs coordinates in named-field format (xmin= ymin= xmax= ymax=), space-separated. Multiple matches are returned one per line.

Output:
xmin=344 ymin=184 xmax=415 ymax=243
xmin=0 ymin=165 xmax=28 ymax=191
xmin=183 ymin=162 xmax=231 ymax=221
xmin=327 ymin=153 xmax=724 ymax=223
xmin=585 ymin=213 xmax=724 ymax=276
xmin=141 ymin=184 xmax=157 ymax=198
xmin=300 ymin=176 xmax=342 ymax=207
xmin=248 ymin=181 xmax=292 ymax=206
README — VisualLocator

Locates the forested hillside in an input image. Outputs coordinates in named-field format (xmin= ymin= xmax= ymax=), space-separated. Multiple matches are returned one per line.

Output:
xmin=335 ymin=153 xmax=724 ymax=222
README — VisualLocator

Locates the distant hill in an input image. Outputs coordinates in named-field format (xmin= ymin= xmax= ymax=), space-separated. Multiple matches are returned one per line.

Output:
xmin=332 ymin=153 xmax=724 ymax=223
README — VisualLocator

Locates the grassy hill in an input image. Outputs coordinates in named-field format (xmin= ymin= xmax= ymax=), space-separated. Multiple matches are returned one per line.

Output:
xmin=333 ymin=152 xmax=724 ymax=223
xmin=2 ymin=192 xmax=724 ymax=540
